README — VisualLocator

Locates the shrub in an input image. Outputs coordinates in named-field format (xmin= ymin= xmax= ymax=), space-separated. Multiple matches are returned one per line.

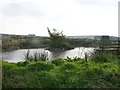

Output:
xmin=65 ymin=56 xmax=73 ymax=62
xmin=72 ymin=56 xmax=81 ymax=61
xmin=6 ymin=67 xmax=26 ymax=76
xmin=92 ymin=52 xmax=114 ymax=62
xmin=17 ymin=61 xmax=30 ymax=67
xmin=2 ymin=62 xmax=26 ymax=88
xmin=117 ymin=54 xmax=120 ymax=59
xmin=61 ymin=63 xmax=77 ymax=70
xmin=52 ymin=58 xmax=64 ymax=66
xmin=2 ymin=61 xmax=17 ymax=72
xmin=65 ymin=56 xmax=81 ymax=62
xmin=37 ymin=71 xmax=58 ymax=88
xmin=26 ymin=62 xmax=55 ymax=71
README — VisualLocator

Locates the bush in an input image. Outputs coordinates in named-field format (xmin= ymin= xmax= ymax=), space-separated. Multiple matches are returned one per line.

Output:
xmin=72 ymin=56 xmax=81 ymax=61
xmin=65 ymin=56 xmax=73 ymax=62
xmin=61 ymin=63 xmax=77 ymax=70
xmin=26 ymin=62 xmax=55 ymax=71
xmin=92 ymin=52 xmax=115 ymax=62
xmin=52 ymin=58 xmax=64 ymax=66
xmin=2 ymin=63 xmax=26 ymax=88
xmin=65 ymin=56 xmax=81 ymax=62
xmin=117 ymin=54 xmax=120 ymax=59
xmin=37 ymin=71 xmax=58 ymax=88
xmin=17 ymin=61 xmax=30 ymax=67
xmin=2 ymin=61 xmax=17 ymax=72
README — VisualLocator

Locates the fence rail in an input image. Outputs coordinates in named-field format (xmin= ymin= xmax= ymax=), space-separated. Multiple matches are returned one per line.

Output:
xmin=95 ymin=37 xmax=120 ymax=53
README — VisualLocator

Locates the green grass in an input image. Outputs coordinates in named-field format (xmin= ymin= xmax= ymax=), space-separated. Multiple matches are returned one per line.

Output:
xmin=1 ymin=56 xmax=120 ymax=88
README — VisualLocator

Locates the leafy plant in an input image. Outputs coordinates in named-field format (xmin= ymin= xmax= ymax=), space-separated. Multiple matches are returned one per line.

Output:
xmin=17 ymin=61 xmax=30 ymax=67
xmin=61 ymin=62 xmax=77 ymax=70
xmin=26 ymin=62 xmax=55 ymax=71
xmin=91 ymin=52 xmax=115 ymax=62
xmin=52 ymin=58 xmax=64 ymax=66
xmin=65 ymin=56 xmax=81 ymax=62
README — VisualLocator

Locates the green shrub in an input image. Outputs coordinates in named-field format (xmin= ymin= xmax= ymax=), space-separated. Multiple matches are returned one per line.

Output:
xmin=72 ymin=56 xmax=81 ymax=61
xmin=17 ymin=61 xmax=30 ymax=67
xmin=2 ymin=66 xmax=26 ymax=88
xmin=36 ymin=71 xmax=58 ymax=88
xmin=61 ymin=63 xmax=77 ymax=70
xmin=2 ymin=61 xmax=17 ymax=72
xmin=26 ymin=62 xmax=55 ymax=71
xmin=52 ymin=58 xmax=64 ymax=66
xmin=92 ymin=52 xmax=114 ymax=62
xmin=65 ymin=56 xmax=73 ymax=62
xmin=65 ymin=56 xmax=81 ymax=62
xmin=5 ymin=67 xmax=26 ymax=76
xmin=117 ymin=54 xmax=120 ymax=59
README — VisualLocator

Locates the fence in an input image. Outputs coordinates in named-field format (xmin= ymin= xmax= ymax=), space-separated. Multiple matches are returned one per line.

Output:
xmin=95 ymin=36 xmax=120 ymax=53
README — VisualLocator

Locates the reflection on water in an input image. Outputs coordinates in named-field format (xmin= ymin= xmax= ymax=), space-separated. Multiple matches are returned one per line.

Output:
xmin=2 ymin=47 xmax=94 ymax=63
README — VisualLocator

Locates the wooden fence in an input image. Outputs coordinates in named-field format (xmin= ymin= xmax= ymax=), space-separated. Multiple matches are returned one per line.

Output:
xmin=95 ymin=37 xmax=120 ymax=53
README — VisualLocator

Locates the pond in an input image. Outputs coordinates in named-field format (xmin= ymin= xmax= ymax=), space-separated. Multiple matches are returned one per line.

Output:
xmin=1 ymin=47 xmax=94 ymax=63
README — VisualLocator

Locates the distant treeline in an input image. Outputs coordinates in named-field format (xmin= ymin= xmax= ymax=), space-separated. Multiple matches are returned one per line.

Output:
xmin=2 ymin=34 xmax=118 ymax=52
xmin=2 ymin=34 xmax=97 ymax=51
xmin=2 ymin=34 xmax=49 ymax=51
xmin=66 ymin=38 xmax=95 ymax=47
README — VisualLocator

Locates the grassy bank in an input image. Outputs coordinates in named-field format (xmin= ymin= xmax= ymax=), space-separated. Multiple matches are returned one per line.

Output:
xmin=1 ymin=55 xmax=120 ymax=88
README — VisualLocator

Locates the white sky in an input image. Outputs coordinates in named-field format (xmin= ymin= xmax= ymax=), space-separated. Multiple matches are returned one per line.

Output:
xmin=0 ymin=0 xmax=119 ymax=36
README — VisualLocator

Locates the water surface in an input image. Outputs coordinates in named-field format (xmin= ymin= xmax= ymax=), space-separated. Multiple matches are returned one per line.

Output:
xmin=2 ymin=47 xmax=94 ymax=63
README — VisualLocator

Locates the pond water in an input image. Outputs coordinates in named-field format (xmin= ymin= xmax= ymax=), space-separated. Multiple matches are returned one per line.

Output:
xmin=1 ymin=47 xmax=94 ymax=63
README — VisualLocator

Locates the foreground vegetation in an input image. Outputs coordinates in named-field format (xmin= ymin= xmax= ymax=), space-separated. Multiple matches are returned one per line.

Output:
xmin=2 ymin=52 xmax=120 ymax=88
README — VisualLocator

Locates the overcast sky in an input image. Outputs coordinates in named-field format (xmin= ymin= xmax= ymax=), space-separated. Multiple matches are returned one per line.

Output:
xmin=0 ymin=0 xmax=119 ymax=36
